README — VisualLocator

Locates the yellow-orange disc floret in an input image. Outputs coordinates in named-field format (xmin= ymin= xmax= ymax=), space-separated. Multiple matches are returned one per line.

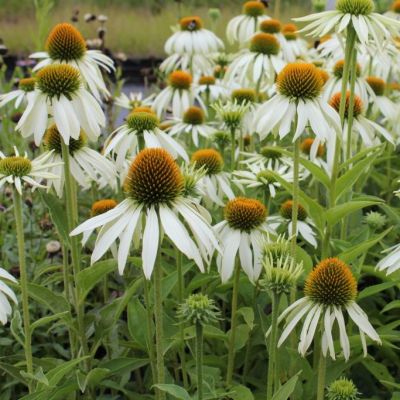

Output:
xmin=0 ymin=157 xmax=32 ymax=177
xmin=183 ymin=106 xmax=205 ymax=125
xmin=46 ymin=23 xmax=86 ymax=61
xmin=366 ymin=76 xmax=386 ymax=96
xmin=124 ymin=148 xmax=184 ymax=206
xmin=300 ymin=138 xmax=325 ymax=157
xmin=250 ymin=32 xmax=280 ymax=55
xmin=260 ymin=19 xmax=282 ymax=34
xmin=304 ymin=258 xmax=357 ymax=307
xmin=243 ymin=1 xmax=266 ymax=17
xmin=192 ymin=149 xmax=224 ymax=175
xmin=329 ymin=91 xmax=363 ymax=118
xmin=277 ymin=62 xmax=323 ymax=100
xmin=169 ymin=70 xmax=193 ymax=90
xmin=44 ymin=124 xmax=86 ymax=155
xmin=225 ymin=197 xmax=267 ymax=231
xmin=91 ymin=199 xmax=118 ymax=216
xmin=199 ymin=76 xmax=216 ymax=85
xmin=280 ymin=200 xmax=308 ymax=221
xmin=180 ymin=16 xmax=203 ymax=31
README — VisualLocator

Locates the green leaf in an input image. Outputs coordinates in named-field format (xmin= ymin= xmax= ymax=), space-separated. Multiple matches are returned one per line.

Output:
xmin=362 ymin=359 xmax=394 ymax=383
xmin=128 ymin=298 xmax=153 ymax=350
xmin=45 ymin=357 xmax=89 ymax=387
xmin=30 ymin=311 xmax=70 ymax=334
xmin=227 ymin=324 xmax=250 ymax=351
xmin=77 ymin=368 xmax=111 ymax=393
xmin=77 ymin=259 xmax=117 ymax=302
xmin=0 ymin=362 xmax=28 ymax=385
xmin=336 ymin=152 xmax=378 ymax=200
xmin=271 ymin=370 xmax=301 ymax=400
xmin=358 ymin=282 xmax=397 ymax=300
xmin=326 ymin=201 xmax=381 ymax=227
xmin=237 ymin=307 xmax=255 ymax=330
xmin=27 ymin=283 xmax=70 ymax=315
xmin=40 ymin=192 xmax=70 ymax=245
xmin=229 ymin=384 xmax=254 ymax=400
xmin=20 ymin=367 xmax=49 ymax=386
xmin=99 ymin=357 xmax=149 ymax=375
xmin=10 ymin=310 xmax=25 ymax=347
xmin=153 ymin=384 xmax=191 ymax=400
xmin=382 ymin=300 xmax=400 ymax=314
xmin=337 ymin=227 xmax=392 ymax=263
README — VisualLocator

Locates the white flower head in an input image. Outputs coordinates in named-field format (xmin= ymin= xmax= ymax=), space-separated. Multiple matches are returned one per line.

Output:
xmin=253 ymin=62 xmax=340 ymax=143
xmin=71 ymin=148 xmax=219 ymax=279
xmin=42 ymin=125 xmax=117 ymax=197
xmin=167 ymin=106 xmax=216 ymax=148
xmin=294 ymin=0 xmax=400 ymax=48
xmin=226 ymin=1 xmax=270 ymax=45
xmin=0 ymin=77 xmax=36 ymax=109
xmin=0 ymin=147 xmax=61 ymax=195
xmin=30 ymin=23 xmax=114 ymax=99
xmin=16 ymin=64 xmax=106 ymax=146
xmin=104 ymin=109 xmax=188 ymax=168
xmin=276 ymin=258 xmax=381 ymax=360
xmin=0 ymin=268 xmax=18 ymax=325
xmin=152 ymin=70 xmax=205 ymax=118
xmin=215 ymin=197 xmax=275 ymax=283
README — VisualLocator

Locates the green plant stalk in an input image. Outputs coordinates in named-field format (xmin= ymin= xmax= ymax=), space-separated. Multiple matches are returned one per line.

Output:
xmin=142 ymin=269 xmax=157 ymax=386
xmin=290 ymin=138 xmax=300 ymax=259
xmin=321 ymin=25 xmax=356 ymax=259
xmin=266 ymin=292 xmax=281 ymax=400
xmin=226 ymin=262 xmax=240 ymax=386
xmin=316 ymin=349 xmax=327 ymax=400
xmin=60 ymin=141 xmax=90 ymax=370
xmin=154 ymin=244 xmax=166 ymax=400
xmin=341 ymin=43 xmax=359 ymax=240
xmin=176 ymin=249 xmax=189 ymax=388
xmin=13 ymin=189 xmax=33 ymax=393
xmin=230 ymin=126 xmax=236 ymax=171
xmin=195 ymin=321 xmax=204 ymax=400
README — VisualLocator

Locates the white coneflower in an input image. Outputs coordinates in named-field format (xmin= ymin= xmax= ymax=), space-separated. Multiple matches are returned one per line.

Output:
xmin=316 ymin=34 xmax=345 ymax=66
xmin=294 ymin=0 xmax=400 ymax=48
xmin=71 ymin=148 xmax=218 ymax=278
xmin=225 ymin=32 xmax=285 ymax=87
xmin=365 ymin=76 xmax=397 ymax=122
xmin=114 ymin=91 xmax=154 ymax=110
xmin=241 ymin=145 xmax=288 ymax=170
xmin=214 ymin=197 xmax=273 ymax=283
xmin=280 ymin=24 xmax=309 ymax=63
xmin=191 ymin=149 xmax=235 ymax=207
xmin=196 ymin=76 xmax=228 ymax=102
xmin=16 ymin=64 xmax=105 ymax=145
xmin=161 ymin=16 xmax=224 ymax=75
xmin=323 ymin=59 xmax=370 ymax=104
xmin=253 ymin=62 xmax=340 ymax=142
xmin=376 ymin=243 xmax=400 ymax=275
xmin=152 ymin=70 xmax=204 ymax=118
xmin=233 ymin=162 xmax=296 ymax=198
xmin=226 ymin=1 xmax=270 ymax=45
xmin=276 ymin=258 xmax=381 ymax=360
xmin=268 ymin=200 xmax=318 ymax=247
xmin=329 ymin=91 xmax=394 ymax=146
xmin=168 ymin=106 xmax=216 ymax=147
xmin=42 ymin=125 xmax=117 ymax=197
xmin=30 ymin=23 xmax=114 ymax=99
xmin=0 ymin=148 xmax=60 ymax=195
xmin=0 ymin=268 xmax=18 ymax=325
xmin=0 ymin=78 xmax=36 ymax=109
xmin=104 ymin=109 xmax=188 ymax=168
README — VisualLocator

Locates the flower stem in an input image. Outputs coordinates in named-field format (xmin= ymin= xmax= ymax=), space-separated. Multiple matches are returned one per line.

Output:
xmin=290 ymin=138 xmax=300 ymax=258
xmin=60 ymin=140 xmax=90 ymax=370
xmin=195 ymin=321 xmax=204 ymax=400
xmin=230 ymin=127 xmax=236 ymax=171
xmin=154 ymin=244 xmax=166 ymax=400
xmin=13 ymin=189 xmax=33 ymax=393
xmin=176 ymin=249 xmax=189 ymax=388
xmin=226 ymin=262 xmax=240 ymax=387
xmin=266 ymin=292 xmax=281 ymax=400
xmin=316 ymin=350 xmax=327 ymax=400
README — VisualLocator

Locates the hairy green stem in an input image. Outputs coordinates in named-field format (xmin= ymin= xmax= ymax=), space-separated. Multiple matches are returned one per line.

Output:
xmin=316 ymin=350 xmax=327 ymax=400
xmin=195 ymin=321 xmax=204 ymax=400
xmin=13 ymin=189 xmax=33 ymax=393
xmin=266 ymin=292 xmax=281 ymax=400
xmin=154 ymin=245 xmax=166 ymax=400
xmin=230 ymin=127 xmax=236 ymax=171
xmin=226 ymin=263 xmax=240 ymax=386
xmin=61 ymin=141 xmax=90 ymax=370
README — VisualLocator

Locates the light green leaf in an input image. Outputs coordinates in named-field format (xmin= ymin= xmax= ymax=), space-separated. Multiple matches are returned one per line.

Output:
xmin=229 ymin=384 xmax=254 ymax=400
xmin=237 ymin=307 xmax=255 ymax=330
xmin=153 ymin=384 xmax=191 ymax=400
xmin=27 ymin=283 xmax=70 ymax=315
xmin=77 ymin=259 xmax=117 ymax=302
xmin=128 ymin=298 xmax=153 ymax=351
xmin=10 ymin=310 xmax=25 ymax=347
xmin=30 ymin=311 xmax=70 ymax=334
xmin=99 ymin=357 xmax=149 ymax=375
xmin=20 ymin=367 xmax=49 ymax=386
xmin=382 ymin=300 xmax=400 ymax=314
xmin=337 ymin=227 xmax=392 ymax=263
xmin=326 ymin=201 xmax=381 ymax=227
xmin=358 ymin=282 xmax=397 ymax=300
xmin=271 ymin=370 xmax=302 ymax=400
xmin=77 ymin=368 xmax=111 ymax=393
xmin=45 ymin=357 xmax=89 ymax=387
